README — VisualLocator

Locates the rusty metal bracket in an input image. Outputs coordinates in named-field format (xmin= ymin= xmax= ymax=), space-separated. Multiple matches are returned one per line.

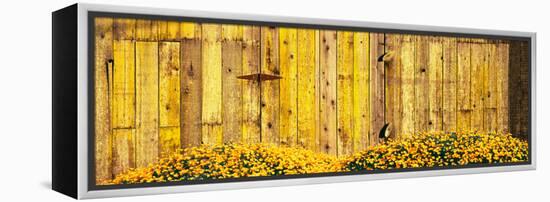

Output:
xmin=237 ymin=73 xmax=282 ymax=81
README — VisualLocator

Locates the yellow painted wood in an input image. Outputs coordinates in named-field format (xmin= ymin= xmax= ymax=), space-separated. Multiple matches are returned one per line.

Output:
xmin=400 ymin=35 xmax=416 ymax=137
xmin=337 ymin=31 xmax=354 ymax=156
xmin=352 ymin=32 xmax=369 ymax=151
xmin=470 ymin=39 xmax=487 ymax=132
xmin=221 ymin=25 xmax=243 ymax=144
xmin=260 ymin=26 xmax=280 ymax=145
xmin=241 ymin=26 xmax=261 ymax=144
xmin=319 ymin=30 xmax=337 ymax=155
xmin=485 ymin=41 xmax=498 ymax=132
xmin=94 ymin=17 xmax=113 ymax=184
xmin=201 ymin=24 xmax=223 ymax=145
xmin=496 ymin=41 xmax=510 ymax=134
xmin=135 ymin=41 xmax=159 ymax=168
xmin=457 ymin=38 xmax=471 ymax=131
xmin=297 ymin=29 xmax=317 ymax=151
xmin=385 ymin=34 xmax=402 ymax=139
xmin=136 ymin=19 xmax=158 ymax=41
xmin=158 ymin=21 xmax=180 ymax=41
xmin=114 ymin=18 xmax=135 ymax=40
xmin=369 ymin=33 xmax=385 ymax=146
xmin=414 ymin=36 xmax=428 ymax=133
xmin=428 ymin=37 xmax=443 ymax=131
xmin=279 ymin=27 xmax=298 ymax=147
xmin=112 ymin=40 xmax=136 ymax=129
xmin=442 ymin=37 xmax=458 ymax=132
xmin=180 ymin=23 xmax=203 ymax=147
xmin=159 ymin=127 xmax=181 ymax=156
xmin=159 ymin=42 xmax=181 ymax=155
xmin=112 ymin=128 xmax=135 ymax=176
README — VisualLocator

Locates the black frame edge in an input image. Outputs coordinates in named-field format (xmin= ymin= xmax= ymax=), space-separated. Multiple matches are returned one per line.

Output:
xmin=52 ymin=3 xmax=79 ymax=199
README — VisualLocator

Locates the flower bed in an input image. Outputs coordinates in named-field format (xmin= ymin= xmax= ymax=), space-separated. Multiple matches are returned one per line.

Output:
xmin=111 ymin=132 xmax=528 ymax=184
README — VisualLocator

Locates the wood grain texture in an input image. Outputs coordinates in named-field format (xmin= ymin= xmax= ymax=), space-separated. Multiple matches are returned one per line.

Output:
xmin=260 ymin=26 xmax=280 ymax=145
xmin=414 ymin=36 xmax=428 ymax=133
xmin=485 ymin=41 xmax=498 ymax=132
xmin=457 ymin=38 xmax=471 ymax=132
xmin=279 ymin=28 xmax=298 ymax=147
xmin=369 ymin=33 xmax=385 ymax=146
xmin=222 ymin=25 xmax=243 ymax=144
xmin=135 ymin=41 xmax=159 ymax=168
xmin=297 ymin=29 xmax=318 ymax=151
xmin=385 ymin=34 xmax=402 ymax=139
xmin=94 ymin=17 xmax=113 ymax=184
xmin=319 ymin=30 xmax=337 ymax=155
xmin=159 ymin=42 xmax=181 ymax=154
xmin=400 ymin=35 xmax=415 ymax=137
xmin=352 ymin=32 xmax=370 ymax=151
xmin=241 ymin=26 xmax=261 ymax=144
xmin=201 ymin=24 xmax=223 ymax=145
xmin=496 ymin=41 xmax=509 ymax=134
xmin=442 ymin=37 xmax=458 ymax=132
xmin=159 ymin=127 xmax=180 ymax=156
xmin=158 ymin=21 xmax=180 ymax=41
xmin=470 ymin=39 xmax=487 ymax=132
xmin=428 ymin=37 xmax=443 ymax=131
xmin=337 ymin=31 xmax=354 ymax=156
xmin=112 ymin=128 xmax=135 ymax=176
xmin=136 ymin=19 xmax=158 ymax=41
xmin=114 ymin=18 xmax=135 ymax=40
xmin=180 ymin=23 xmax=202 ymax=147
xmin=112 ymin=40 xmax=136 ymax=129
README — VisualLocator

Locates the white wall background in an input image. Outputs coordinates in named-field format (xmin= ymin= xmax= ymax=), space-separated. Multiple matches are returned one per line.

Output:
xmin=0 ymin=0 xmax=547 ymax=201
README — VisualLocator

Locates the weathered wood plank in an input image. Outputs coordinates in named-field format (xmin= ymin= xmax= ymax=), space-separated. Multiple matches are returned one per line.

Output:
xmin=260 ymin=26 xmax=280 ymax=145
xmin=457 ymin=38 xmax=471 ymax=132
xmin=428 ymin=37 xmax=443 ymax=131
xmin=112 ymin=40 xmax=136 ymax=129
xmin=337 ymin=31 xmax=354 ymax=156
xmin=297 ymin=29 xmax=317 ymax=151
xmin=414 ymin=35 xmax=428 ymax=133
xmin=369 ymin=33 xmax=385 ymax=146
xmin=135 ymin=41 xmax=159 ymax=168
xmin=470 ymin=39 xmax=487 ymax=132
xmin=158 ymin=21 xmax=180 ymax=41
xmin=319 ymin=30 xmax=337 ymax=155
xmin=385 ymin=34 xmax=402 ymax=139
xmin=159 ymin=42 xmax=181 ymax=154
xmin=508 ymin=41 xmax=529 ymax=138
xmin=242 ymin=26 xmax=261 ymax=144
xmin=136 ymin=19 xmax=158 ymax=41
xmin=112 ymin=129 xmax=135 ymax=177
xmin=201 ymin=24 xmax=223 ymax=145
xmin=400 ymin=35 xmax=416 ymax=137
xmin=485 ymin=41 xmax=498 ymax=132
xmin=113 ymin=18 xmax=135 ymax=40
xmin=279 ymin=27 xmax=298 ymax=147
xmin=352 ymin=32 xmax=369 ymax=151
xmin=180 ymin=23 xmax=202 ymax=147
xmin=496 ymin=41 xmax=509 ymax=134
xmin=94 ymin=17 xmax=113 ymax=184
xmin=442 ymin=37 xmax=458 ymax=132
xmin=221 ymin=25 xmax=243 ymax=144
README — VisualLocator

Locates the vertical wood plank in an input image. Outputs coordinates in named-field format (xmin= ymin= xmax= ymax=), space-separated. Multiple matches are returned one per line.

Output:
xmin=297 ymin=29 xmax=318 ymax=151
xmin=201 ymin=24 xmax=223 ymax=145
xmin=400 ymin=35 xmax=416 ymax=137
xmin=279 ymin=28 xmax=298 ymax=147
xmin=414 ymin=35 xmax=428 ymax=133
xmin=242 ymin=26 xmax=261 ymax=143
xmin=135 ymin=41 xmax=159 ymax=168
xmin=180 ymin=23 xmax=203 ymax=147
xmin=442 ymin=37 xmax=458 ymax=132
xmin=158 ymin=21 xmax=180 ymax=41
xmin=112 ymin=40 xmax=136 ymax=129
xmin=113 ymin=18 xmax=135 ymax=40
xmin=94 ymin=17 xmax=113 ymax=184
xmin=112 ymin=129 xmax=135 ymax=176
xmin=428 ymin=37 xmax=443 ymax=131
xmin=369 ymin=33 xmax=385 ymax=146
xmin=319 ymin=30 xmax=337 ymax=155
xmin=159 ymin=42 xmax=181 ymax=155
xmin=470 ymin=39 xmax=487 ymax=132
xmin=352 ymin=32 xmax=370 ymax=151
xmin=485 ymin=41 xmax=498 ymax=132
xmin=385 ymin=34 xmax=403 ymax=139
xmin=508 ymin=41 xmax=529 ymax=138
xmin=260 ymin=26 xmax=280 ymax=145
xmin=221 ymin=25 xmax=243 ymax=144
xmin=496 ymin=41 xmax=509 ymax=134
xmin=457 ymin=38 xmax=471 ymax=132
xmin=336 ymin=31 xmax=354 ymax=156
xmin=136 ymin=19 xmax=158 ymax=41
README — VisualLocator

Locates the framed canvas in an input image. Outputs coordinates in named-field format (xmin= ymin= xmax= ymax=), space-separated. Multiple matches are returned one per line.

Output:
xmin=52 ymin=3 xmax=536 ymax=199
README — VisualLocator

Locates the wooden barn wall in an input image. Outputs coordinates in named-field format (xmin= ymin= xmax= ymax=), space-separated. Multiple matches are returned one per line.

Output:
xmin=94 ymin=17 xmax=529 ymax=183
